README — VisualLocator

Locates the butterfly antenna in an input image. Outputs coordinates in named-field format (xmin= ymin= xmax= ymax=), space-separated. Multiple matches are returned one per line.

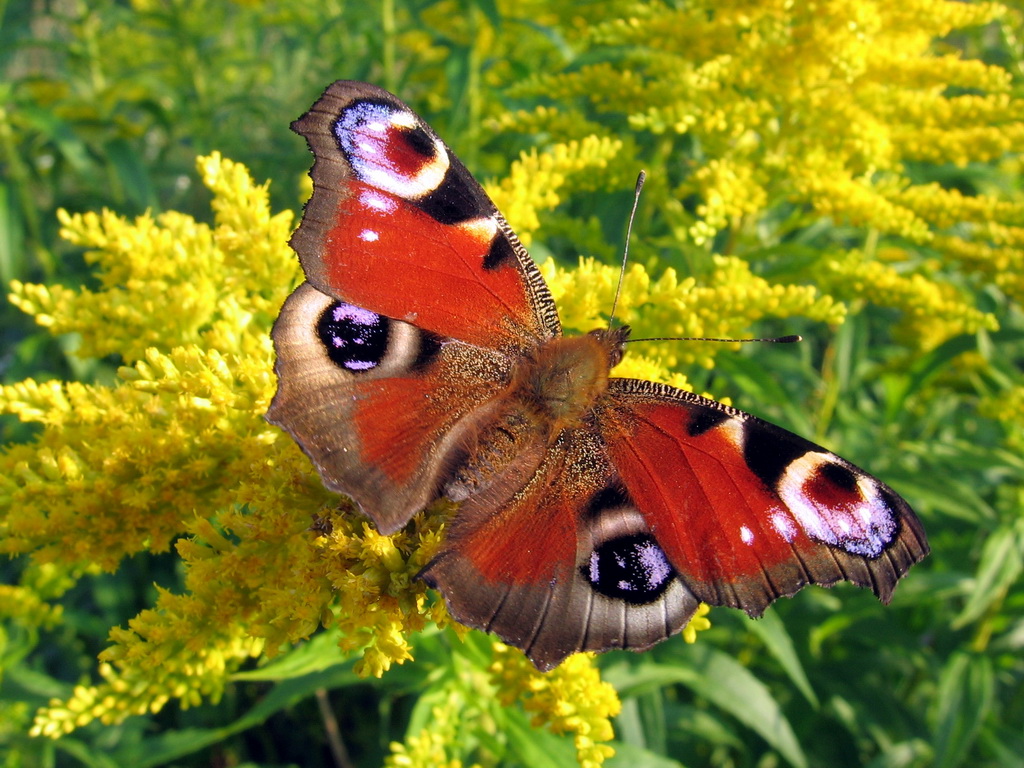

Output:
xmin=608 ymin=170 xmax=646 ymax=329
xmin=608 ymin=172 xmax=800 ymax=347
xmin=626 ymin=334 xmax=803 ymax=344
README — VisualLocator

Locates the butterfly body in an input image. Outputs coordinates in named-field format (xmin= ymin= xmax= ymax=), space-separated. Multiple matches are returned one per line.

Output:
xmin=509 ymin=328 xmax=624 ymax=430
xmin=269 ymin=81 xmax=928 ymax=671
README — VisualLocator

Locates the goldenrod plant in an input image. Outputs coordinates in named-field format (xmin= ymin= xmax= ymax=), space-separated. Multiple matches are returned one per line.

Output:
xmin=1 ymin=1 xmax=1022 ymax=766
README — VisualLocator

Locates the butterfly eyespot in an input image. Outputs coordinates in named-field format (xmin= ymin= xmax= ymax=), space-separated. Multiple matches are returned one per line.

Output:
xmin=777 ymin=452 xmax=898 ymax=557
xmin=317 ymin=301 xmax=390 ymax=372
xmin=581 ymin=533 xmax=676 ymax=604
xmin=334 ymin=99 xmax=448 ymax=199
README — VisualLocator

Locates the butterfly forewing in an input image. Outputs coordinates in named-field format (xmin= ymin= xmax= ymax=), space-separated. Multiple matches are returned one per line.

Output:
xmin=288 ymin=80 xmax=559 ymax=355
xmin=598 ymin=379 xmax=929 ymax=614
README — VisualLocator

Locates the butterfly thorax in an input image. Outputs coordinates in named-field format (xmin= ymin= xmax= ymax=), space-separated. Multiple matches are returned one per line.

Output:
xmin=512 ymin=326 xmax=630 ymax=436
xmin=444 ymin=326 xmax=629 ymax=501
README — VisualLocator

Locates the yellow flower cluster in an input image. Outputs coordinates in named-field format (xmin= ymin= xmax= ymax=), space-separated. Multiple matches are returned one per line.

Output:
xmin=489 ymin=644 xmax=622 ymax=768
xmin=791 ymin=165 xmax=933 ymax=244
xmin=306 ymin=502 xmax=454 ymax=678
xmin=542 ymin=255 xmax=844 ymax=372
xmin=0 ymin=344 xmax=275 ymax=572
xmin=384 ymin=697 xmax=479 ymax=768
xmin=487 ymin=0 xmax=1019 ymax=355
xmin=1 ymin=154 xmax=450 ymax=737
xmin=33 ymin=648 xmax=260 ymax=738
xmin=485 ymin=135 xmax=625 ymax=244
xmin=887 ymin=92 xmax=1023 ymax=166
xmin=893 ymin=184 xmax=1024 ymax=233
xmin=815 ymin=249 xmax=999 ymax=349
xmin=935 ymin=235 xmax=1024 ymax=304
xmin=488 ymin=105 xmax=611 ymax=146
xmin=690 ymin=159 xmax=768 ymax=245
xmin=0 ymin=584 xmax=62 ymax=631
xmin=385 ymin=727 xmax=467 ymax=768
xmin=10 ymin=154 xmax=293 ymax=362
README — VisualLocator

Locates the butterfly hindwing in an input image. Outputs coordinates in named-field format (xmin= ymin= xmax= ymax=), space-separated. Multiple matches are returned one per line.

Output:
xmin=420 ymin=425 xmax=700 ymax=671
xmin=289 ymin=80 xmax=559 ymax=354
xmin=268 ymin=282 xmax=512 ymax=533
xmin=598 ymin=379 xmax=929 ymax=615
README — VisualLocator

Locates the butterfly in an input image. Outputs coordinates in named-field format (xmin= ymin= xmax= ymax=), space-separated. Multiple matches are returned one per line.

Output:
xmin=268 ymin=81 xmax=929 ymax=671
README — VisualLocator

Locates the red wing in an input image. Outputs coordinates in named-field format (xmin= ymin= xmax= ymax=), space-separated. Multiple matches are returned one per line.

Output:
xmin=268 ymin=283 xmax=511 ymax=534
xmin=420 ymin=426 xmax=700 ymax=672
xmin=599 ymin=379 xmax=929 ymax=615
xmin=289 ymin=81 xmax=560 ymax=354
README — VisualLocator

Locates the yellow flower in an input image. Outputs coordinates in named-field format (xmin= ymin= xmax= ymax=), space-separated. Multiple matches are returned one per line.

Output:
xmin=682 ymin=603 xmax=713 ymax=644
xmin=5 ymin=155 xmax=447 ymax=736
xmin=814 ymin=249 xmax=999 ymax=350
xmin=490 ymin=644 xmax=621 ymax=768
xmin=384 ymin=696 xmax=481 ymax=768
xmin=486 ymin=136 xmax=625 ymax=245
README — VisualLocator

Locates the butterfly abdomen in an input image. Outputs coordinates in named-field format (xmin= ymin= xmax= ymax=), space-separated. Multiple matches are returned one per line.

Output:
xmin=445 ymin=405 xmax=541 ymax=502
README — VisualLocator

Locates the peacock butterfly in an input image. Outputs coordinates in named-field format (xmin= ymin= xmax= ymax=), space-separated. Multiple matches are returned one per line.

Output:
xmin=268 ymin=81 xmax=929 ymax=671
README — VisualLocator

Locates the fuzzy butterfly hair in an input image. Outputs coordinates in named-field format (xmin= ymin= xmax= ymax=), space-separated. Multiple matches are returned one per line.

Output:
xmin=268 ymin=81 xmax=929 ymax=671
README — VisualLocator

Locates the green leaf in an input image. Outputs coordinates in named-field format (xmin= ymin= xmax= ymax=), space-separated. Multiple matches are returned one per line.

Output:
xmin=609 ymin=649 xmax=807 ymax=768
xmin=231 ymin=630 xmax=354 ymax=681
xmin=884 ymin=333 xmax=979 ymax=421
xmin=54 ymin=737 xmax=122 ymax=768
xmin=607 ymin=740 xmax=688 ymax=768
xmin=104 ymin=138 xmax=157 ymax=211
xmin=503 ymin=705 xmax=578 ymax=768
xmin=952 ymin=522 xmax=1023 ymax=629
xmin=746 ymin=609 xmax=819 ymax=708
xmin=931 ymin=652 xmax=994 ymax=768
